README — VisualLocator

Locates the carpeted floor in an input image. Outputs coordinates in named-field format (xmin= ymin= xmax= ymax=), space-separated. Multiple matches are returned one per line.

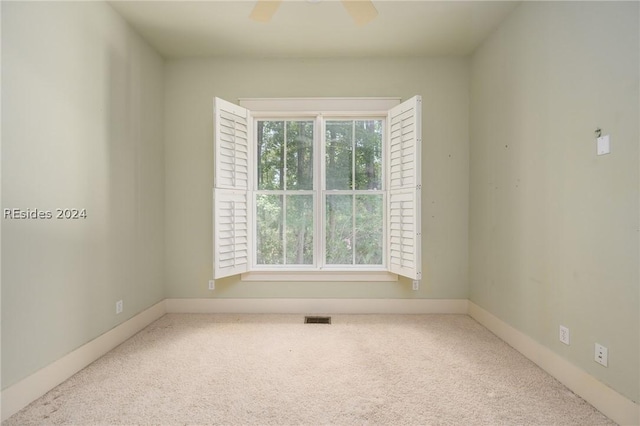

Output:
xmin=4 ymin=314 xmax=615 ymax=425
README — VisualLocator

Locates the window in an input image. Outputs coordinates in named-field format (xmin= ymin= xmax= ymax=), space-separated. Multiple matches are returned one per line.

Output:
xmin=324 ymin=119 xmax=384 ymax=267
xmin=213 ymin=97 xmax=422 ymax=282
xmin=255 ymin=119 xmax=315 ymax=266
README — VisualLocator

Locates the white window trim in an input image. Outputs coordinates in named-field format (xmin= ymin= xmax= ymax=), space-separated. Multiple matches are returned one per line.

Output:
xmin=239 ymin=97 xmax=401 ymax=113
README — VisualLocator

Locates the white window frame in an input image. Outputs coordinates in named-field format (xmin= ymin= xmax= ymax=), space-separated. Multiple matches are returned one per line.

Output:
xmin=213 ymin=97 xmax=421 ymax=282
xmin=251 ymin=112 xmax=388 ymax=273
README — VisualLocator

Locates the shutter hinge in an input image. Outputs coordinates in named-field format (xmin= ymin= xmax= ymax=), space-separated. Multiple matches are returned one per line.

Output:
xmin=416 ymin=184 xmax=422 ymax=190
xmin=416 ymin=271 xmax=422 ymax=279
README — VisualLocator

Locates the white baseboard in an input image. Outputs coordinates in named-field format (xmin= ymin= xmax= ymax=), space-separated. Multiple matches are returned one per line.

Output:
xmin=165 ymin=298 xmax=469 ymax=314
xmin=468 ymin=302 xmax=639 ymax=426
xmin=1 ymin=300 xmax=167 ymax=422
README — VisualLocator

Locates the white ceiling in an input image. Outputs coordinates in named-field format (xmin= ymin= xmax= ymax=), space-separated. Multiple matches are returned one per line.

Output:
xmin=108 ymin=0 xmax=520 ymax=59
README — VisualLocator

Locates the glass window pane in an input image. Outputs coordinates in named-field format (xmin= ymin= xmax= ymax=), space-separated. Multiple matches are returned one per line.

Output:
xmin=325 ymin=121 xmax=353 ymax=190
xmin=286 ymin=121 xmax=314 ymax=190
xmin=325 ymin=194 xmax=353 ymax=264
xmin=257 ymin=121 xmax=284 ymax=190
xmin=355 ymin=120 xmax=383 ymax=190
xmin=285 ymin=195 xmax=314 ymax=264
xmin=256 ymin=194 xmax=283 ymax=264
xmin=355 ymin=195 xmax=383 ymax=265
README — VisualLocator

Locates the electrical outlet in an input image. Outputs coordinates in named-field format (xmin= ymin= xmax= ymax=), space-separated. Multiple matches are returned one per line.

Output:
xmin=208 ymin=280 xmax=215 ymax=290
xmin=412 ymin=280 xmax=419 ymax=291
xmin=559 ymin=325 xmax=570 ymax=345
xmin=115 ymin=300 xmax=123 ymax=315
xmin=595 ymin=343 xmax=608 ymax=367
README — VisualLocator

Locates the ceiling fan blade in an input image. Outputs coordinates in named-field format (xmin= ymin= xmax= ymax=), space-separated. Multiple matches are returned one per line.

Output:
xmin=341 ymin=0 xmax=378 ymax=27
xmin=249 ymin=0 xmax=283 ymax=23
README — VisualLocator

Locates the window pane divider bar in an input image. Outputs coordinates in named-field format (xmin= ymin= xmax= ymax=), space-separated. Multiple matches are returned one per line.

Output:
xmin=282 ymin=122 xmax=287 ymax=265
xmin=316 ymin=115 xmax=323 ymax=268
xmin=351 ymin=121 xmax=356 ymax=266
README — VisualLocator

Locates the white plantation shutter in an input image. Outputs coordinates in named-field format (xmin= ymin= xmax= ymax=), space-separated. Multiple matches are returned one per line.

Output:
xmin=213 ymin=189 xmax=249 ymax=278
xmin=215 ymin=98 xmax=249 ymax=190
xmin=213 ymin=98 xmax=251 ymax=279
xmin=387 ymin=96 xmax=422 ymax=280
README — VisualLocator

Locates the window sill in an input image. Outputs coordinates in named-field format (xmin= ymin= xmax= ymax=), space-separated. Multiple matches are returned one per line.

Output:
xmin=240 ymin=270 xmax=399 ymax=282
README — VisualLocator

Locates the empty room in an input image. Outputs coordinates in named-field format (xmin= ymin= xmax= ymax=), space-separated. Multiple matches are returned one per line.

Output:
xmin=1 ymin=0 xmax=638 ymax=424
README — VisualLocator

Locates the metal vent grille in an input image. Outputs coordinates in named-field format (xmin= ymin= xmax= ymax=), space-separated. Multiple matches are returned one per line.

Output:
xmin=304 ymin=316 xmax=331 ymax=324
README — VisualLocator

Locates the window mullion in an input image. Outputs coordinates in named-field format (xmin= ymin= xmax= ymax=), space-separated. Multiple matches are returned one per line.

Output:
xmin=282 ymin=193 xmax=287 ymax=265
xmin=283 ymin=121 xmax=288 ymax=191
xmin=352 ymin=121 xmax=356 ymax=191
xmin=352 ymin=192 xmax=356 ymax=266
xmin=351 ymin=121 xmax=356 ymax=266
xmin=283 ymin=121 xmax=287 ymax=265
xmin=351 ymin=120 xmax=357 ymax=265
xmin=318 ymin=115 xmax=326 ymax=270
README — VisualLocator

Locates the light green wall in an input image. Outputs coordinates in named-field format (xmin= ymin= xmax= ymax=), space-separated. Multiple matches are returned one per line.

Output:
xmin=1 ymin=2 xmax=165 ymax=388
xmin=164 ymin=57 xmax=470 ymax=299
xmin=469 ymin=2 xmax=639 ymax=402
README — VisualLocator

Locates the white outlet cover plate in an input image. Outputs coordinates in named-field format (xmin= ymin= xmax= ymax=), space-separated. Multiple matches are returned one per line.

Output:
xmin=559 ymin=325 xmax=570 ymax=345
xmin=597 ymin=135 xmax=610 ymax=155
xmin=595 ymin=343 xmax=608 ymax=367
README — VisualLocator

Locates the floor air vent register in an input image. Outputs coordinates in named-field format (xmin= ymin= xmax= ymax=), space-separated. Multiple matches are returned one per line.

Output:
xmin=304 ymin=316 xmax=331 ymax=324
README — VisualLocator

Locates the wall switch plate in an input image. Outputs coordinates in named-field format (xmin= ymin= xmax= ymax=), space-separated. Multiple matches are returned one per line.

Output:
xmin=595 ymin=343 xmax=608 ymax=367
xmin=116 ymin=300 xmax=123 ymax=315
xmin=597 ymin=135 xmax=610 ymax=155
xmin=208 ymin=280 xmax=215 ymax=290
xmin=412 ymin=280 xmax=419 ymax=291
xmin=559 ymin=325 xmax=570 ymax=345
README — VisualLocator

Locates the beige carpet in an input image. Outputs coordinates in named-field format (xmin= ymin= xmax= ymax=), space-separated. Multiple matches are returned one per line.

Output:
xmin=4 ymin=314 xmax=615 ymax=425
